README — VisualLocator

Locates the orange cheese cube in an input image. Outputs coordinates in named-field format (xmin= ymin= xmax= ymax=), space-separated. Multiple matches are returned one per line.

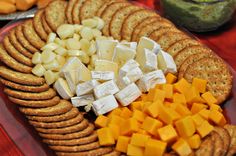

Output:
xmin=173 ymin=93 xmax=186 ymax=105
xmin=37 ymin=0 xmax=53 ymax=9
xmin=107 ymin=108 xmax=122 ymax=118
xmin=162 ymin=84 xmax=173 ymax=99
xmin=121 ymin=118 xmax=139 ymax=136
xmin=130 ymin=133 xmax=151 ymax=147
xmin=158 ymin=106 xmax=181 ymax=124
xmin=175 ymin=116 xmax=196 ymax=138
xmin=116 ymin=136 xmax=130 ymax=153
xmin=201 ymin=91 xmax=217 ymax=104
xmin=97 ymin=127 xmax=115 ymax=146
xmin=172 ymin=138 xmax=192 ymax=156
xmin=198 ymin=108 xmax=210 ymax=120
xmin=147 ymin=88 xmax=156 ymax=101
xmin=165 ymin=101 xmax=174 ymax=108
xmin=174 ymin=78 xmax=191 ymax=94
xmin=166 ymin=73 xmax=177 ymax=84
xmin=0 ymin=1 xmax=16 ymax=14
xmin=196 ymin=120 xmax=214 ymax=138
xmin=108 ymin=124 xmax=120 ymax=140
xmin=157 ymin=125 xmax=178 ymax=143
xmin=192 ymin=78 xmax=207 ymax=93
xmin=127 ymin=144 xmax=144 ymax=156
xmin=130 ymin=101 xmax=143 ymax=111
xmin=185 ymin=86 xmax=201 ymax=104
xmin=209 ymin=104 xmax=223 ymax=112
xmin=120 ymin=107 xmax=133 ymax=118
xmin=153 ymin=89 xmax=166 ymax=103
xmin=142 ymin=116 xmax=163 ymax=136
xmin=145 ymin=101 xmax=163 ymax=118
xmin=142 ymin=102 xmax=152 ymax=113
xmin=132 ymin=110 xmax=146 ymax=123
xmin=191 ymin=114 xmax=205 ymax=127
xmin=175 ymin=103 xmax=192 ymax=116
xmin=108 ymin=115 xmax=125 ymax=125
xmin=16 ymin=0 xmax=37 ymax=11
xmin=209 ymin=110 xmax=227 ymax=126
xmin=95 ymin=115 xmax=109 ymax=128
xmin=141 ymin=94 xmax=148 ymax=101
xmin=2 ymin=0 xmax=15 ymax=4
xmin=144 ymin=139 xmax=167 ymax=156
xmin=138 ymin=129 xmax=149 ymax=135
xmin=191 ymin=103 xmax=208 ymax=114
xmin=186 ymin=134 xmax=201 ymax=149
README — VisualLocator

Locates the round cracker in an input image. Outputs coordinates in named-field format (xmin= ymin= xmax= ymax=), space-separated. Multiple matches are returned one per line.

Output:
xmin=45 ymin=0 xmax=67 ymax=31
xmin=65 ymin=0 xmax=77 ymax=24
xmin=96 ymin=1 xmax=119 ymax=17
xmin=19 ymin=100 xmax=73 ymax=116
xmin=8 ymin=29 xmax=33 ymax=59
xmin=109 ymin=5 xmax=140 ymax=41
xmin=224 ymin=125 xmax=236 ymax=156
xmin=56 ymin=147 xmax=113 ymax=156
xmin=33 ymin=9 xmax=48 ymax=41
xmin=100 ymin=1 xmax=130 ymax=36
xmin=42 ymin=12 xmax=53 ymax=34
xmin=166 ymin=38 xmax=201 ymax=57
xmin=39 ymin=123 xmax=94 ymax=140
xmin=27 ymin=107 xmax=78 ymax=122
xmin=72 ymin=0 xmax=86 ymax=24
xmin=8 ymin=96 xmax=60 ymax=108
xmin=211 ymin=131 xmax=224 ymax=156
xmin=4 ymin=88 xmax=56 ymax=100
xmin=15 ymin=25 xmax=38 ymax=53
xmin=3 ymin=36 xmax=33 ymax=67
xmin=104 ymin=150 xmax=121 ymax=156
xmin=43 ymin=132 xmax=97 ymax=146
xmin=36 ymin=119 xmax=88 ymax=134
xmin=183 ymin=57 xmax=233 ymax=104
xmin=0 ymin=44 xmax=32 ymax=73
xmin=149 ymin=27 xmax=180 ymax=42
xmin=0 ymin=66 xmax=45 ymax=85
xmin=195 ymin=136 xmax=214 ymax=156
xmin=22 ymin=20 xmax=45 ymax=50
xmin=121 ymin=9 xmax=158 ymax=41
xmin=0 ymin=78 xmax=49 ymax=93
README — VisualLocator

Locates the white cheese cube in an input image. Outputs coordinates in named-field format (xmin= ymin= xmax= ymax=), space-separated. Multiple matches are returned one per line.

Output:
xmin=87 ymin=40 xmax=97 ymax=56
xmin=96 ymin=40 xmax=118 ymax=61
xmin=66 ymin=38 xmax=81 ymax=50
xmin=77 ymin=64 xmax=91 ymax=82
xmin=74 ymin=24 xmax=83 ymax=33
xmin=44 ymin=70 xmax=57 ymax=85
xmin=94 ymin=17 xmax=105 ymax=30
xmin=92 ymin=29 xmax=102 ymax=38
xmin=67 ymin=50 xmax=85 ymax=57
xmin=64 ymin=70 xmax=77 ymax=94
xmin=73 ymin=33 xmax=81 ymax=41
xmin=90 ymin=55 xmax=98 ymax=67
xmin=32 ymin=64 xmax=46 ymax=77
xmin=76 ymin=80 xmax=100 ymax=96
xmin=56 ymin=55 xmax=66 ymax=67
xmin=80 ymin=38 xmax=90 ymax=52
xmin=80 ymin=27 xmax=94 ymax=41
xmin=94 ymin=60 xmax=118 ymax=76
xmin=32 ymin=52 xmax=42 ymax=64
xmin=54 ymin=78 xmax=74 ymax=99
xmin=60 ymin=57 xmax=82 ymax=77
xmin=43 ymin=60 xmax=60 ymax=71
xmin=54 ymin=47 xmax=67 ymax=56
xmin=137 ymin=36 xmax=161 ymax=55
xmin=125 ymin=67 xmax=143 ymax=83
xmin=140 ymin=48 xmax=158 ymax=72
xmin=47 ymin=32 xmax=57 ymax=43
xmin=120 ymin=41 xmax=137 ymax=50
xmin=71 ymin=94 xmax=95 ymax=107
xmin=54 ymin=38 xmax=66 ymax=48
xmin=41 ymin=43 xmax=59 ymax=51
xmin=157 ymin=50 xmax=177 ymax=74
xmin=82 ymin=18 xmax=98 ymax=28
xmin=137 ymin=70 xmax=166 ymax=92
xmin=119 ymin=59 xmax=140 ymax=77
xmin=113 ymin=44 xmax=136 ymax=66
xmin=41 ymin=50 xmax=56 ymax=64
xmin=115 ymin=83 xmax=141 ymax=106
xmin=91 ymin=71 xmax=115 ymax=82
xmin=57 ymin=24 xmax=75 ymax=39
xmin=94 ymin=80 xmax=119 ymax=99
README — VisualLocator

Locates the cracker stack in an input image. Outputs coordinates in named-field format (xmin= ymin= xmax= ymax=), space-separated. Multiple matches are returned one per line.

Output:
xmin=0 ymin=0 xmax=234 ymax=155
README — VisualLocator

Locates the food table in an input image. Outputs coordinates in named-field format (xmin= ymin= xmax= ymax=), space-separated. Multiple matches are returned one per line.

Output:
xmin=0 ymin=0 xmax=235 ymax=155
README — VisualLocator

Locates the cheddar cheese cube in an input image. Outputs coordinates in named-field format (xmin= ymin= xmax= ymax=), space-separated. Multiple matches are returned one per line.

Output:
xmin=132 ymin=110 xmax=146 ymax=123
xmin=130 ymin=133 xmax=150 ymax=147
xmin=121 ymin=118 xmax=139 ymax=136
xmin=138 ymin=129 xmax=149 ymax=135
xmin=16 ymin=0 xmax=37 ymax=11
xmin=185 ymin=86 xmax=200 ymax=104
xmin=97 ymin=127 xmax=115 ymax=146
xmin=116 ymin=136 xmax=130 ymax=153
xmin=192 ymin=78 xmax=207 ymax=93
xmin=191 ymin=114 xmax=205 ymax=127
xmin=209 ymin=110 xmax=227 ymax=126
xmin=147 ymin=88 xmax=156 ymax=101
xmin=158 ymin=106 xmax=181 ymax=124
xmin=107 ymin=108 xmax=122 ymax=118
xmin=127 ymin=144 xmax=144 ymax=156
xmin=153 ymin=89 xmax=166 ymax=102
xmin=174 ymin=78 xmax=191 ymax=94
xmin=201 ymin=91 xmax=217 ymax=104
xmin=130 ymin=101 xmax=143 ymax=111
xmin=166 ymin=73 xmax=177 ymax=84
xmin=142 ymin=116 xmax=163 ymax=136
xmin=144 ymin=139 xmax=167 ymax=156
xmin=196 ymin=120 xmax=213 ymax=138
xmin=120 ymin=107 xmax=133 ymax=118
xmin=162 ymin=84 xmax=173 ymax=99
xmin=95 ymin=115 xmax=109 ymax=128
xmin=175 ymin=116 xmax=196 ymax=138
xmin=108 ymin=124 xmax=120 ymax=140
xmin=142 ymin=102 xmax=152 ymax=113
xmin=157 ymin=125 xmax=178 ymax=143
xmin=191 ymin=103 xmax=208 ymax=114
xmin=108 ymin=115 xmax=125 ymax=125
xmin=141 ymin=94 xmax=148 ymax=101
xmin=172 ymin=138 xmax=192 ymax=156
xmin=175 ymin=103 xmax=192 ymax=117
xmin=145 ymin=100 xmax=162 ymax=118
xmin=173 ymin=93 xmax=186 ymax=105
xmin=209 ymin=104 xmax=223 ymax=112
xmin=198 ymin=108 xmax=210 ymax=120
xmin=187 ymin=134 xmax=201 ymax=149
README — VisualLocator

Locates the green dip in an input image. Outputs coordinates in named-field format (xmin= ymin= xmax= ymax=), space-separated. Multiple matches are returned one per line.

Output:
xmin=161 ymin=0 xmax=236 ymax=32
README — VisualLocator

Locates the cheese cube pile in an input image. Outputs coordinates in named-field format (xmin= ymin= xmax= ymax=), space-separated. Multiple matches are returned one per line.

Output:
xmin=95 ymin=75 xmax=227 ymax=156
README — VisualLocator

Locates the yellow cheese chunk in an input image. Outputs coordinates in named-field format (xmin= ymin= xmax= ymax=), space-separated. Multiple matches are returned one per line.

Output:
xmin=130 ymin=101 xmax=143 ymax=111
xmin=153 ymin=89 xmax=166 ymax=102
xmin=127 ymin=144 xmax=144 ymax=156
xmin=108 ymin=124 xmax=120 ymax=140
xmin=144 ymin=139 xmax=167 ymax=156
xmin=141 ymin=94 xmax=148 ymax=101
xmin=142 ymin=116 xmax=163 ymax=136
xmin=209 ymin=110 xmax=227 ymax=126
xmin=95 ymin=115 xmax=109 ymax=128
xmin=191 ymin=114 xmax=205 ymax=127
xmin=201 ymin=91 xmax=217 ymax=105
xmin=175 ymin=116 xmax=196 ymax=138
xmin=147 ymin=88 xmax=156 ymax=101
xmin=174 ymin=78 xmax=191 ymax=94
xmin=198 ymin=108 xmax=210 ymax=120
xmin=196 ymin=120 xmax=214 ymax=138
xmin=97 ymin=127 xmax=115 ymax=146
xmin=116 ymin=136 xmax=130 ymax=153
xmin=175 ymin=103 xmax=192 ymax=117
xmin=185 ymin=86 xmax=201 ymax=104
xmin=37 ymin=0 xmax=53 ymax=9
xmin=166 ymin=73 xmax=177 ymax=84
xmin=191 ymin=103 xmax=208 ymax=114
xmin=192 ymin=78 xmax=207 ymax=93
xmin=186 ymin=134 xmax=201 ymax=149
xmin=132 ymin=109 xmax=146 ymax=123
xmin=130 ymin=133 xmax=150 ymax=147
xmin=172 ymin=138 xmax=192 ymax=156
xmin=0 ymin=1 xmax=16 ymax=14
xmin=157 ymin=125 xmax=178 ymax=143
xmin=108 ymin=115 xmax=125 ymax=125
xmin=120 ymin=107 xmax=133 ymax=118
xmin=121 ymin=118 xmax=139 ymax=136
xmin=162 ymin=84 xmax=173 ymax=99
xmin=142 ymin=102 xmax=152 ymax=113
xmin=2 ymin=0 xmax=15 ymax=4
xmin=107 ymin=108 xmax=122 ymax=118
xmin=145 ymin=100 xmax=163 ymax=118
xmin=158 ymin=106 xmax=181 ymax=124
xmin=209 ymin=104 xmax=223 ymax=112
xmin=137 ymin=129 xmax=149 ymax=135
xmin=16 ymin=0 xmax=37 ymax=11
xmin=173 ymin=93 xmax=186 ymax=105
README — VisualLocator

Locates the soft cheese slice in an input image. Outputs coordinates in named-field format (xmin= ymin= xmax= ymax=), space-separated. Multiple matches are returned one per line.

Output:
xmin=76 ymin=80 xmax=100 ymax=96
xmin=120 ymin=41 xmax=137 ymax=50
xmin=119 ymin=59 xmax=140 ymax=78
xmin=54 ymin=78 xmax=74 ymax=99
xmin=94 ymin=80 xmax=119 ymax=99
xmin=157 ymin=50 xmax=177 ymax=74
xmin=139 ymin=48 xmax=158 ymax=73
xmin=91 ymin=71 xmax=115 ymax=82
xmin=113 ymin=45 xmax=136 ymax=66
xmin=60 ymin=57 xmax=81 ymax=77
xmin=96 ymin=39 xmax=118 ymax=61
xmin=94 ymin=60 xmax=118 ymax=76
xmin=71 ymin=94 xmax=95 ymax=107
xmin=77 ymin=63 xmax=92 ymax=82
xmin=64 ymin=70 xmax=77 ymax=94
xmin=115 ymin=83 xmax=142 ymax=106
xmin=137 ymin=70 xmax=166 ymax=92
xmin=93 ymin=95 xmax=118 ymax=115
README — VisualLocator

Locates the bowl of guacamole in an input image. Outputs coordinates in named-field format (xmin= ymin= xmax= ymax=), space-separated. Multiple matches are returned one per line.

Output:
xmin=160 ymin=0 xmax=236 ymax=32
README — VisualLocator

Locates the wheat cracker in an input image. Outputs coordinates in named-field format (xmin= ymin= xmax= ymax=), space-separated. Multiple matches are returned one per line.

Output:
xmin=149 ymin=27 xmax=180 ymax=42
xmin=42 ymin=13 xmax=53 ymax=34
xmin=33 ymin=9 xmax=48 ymax=41
xmin=56 ymin=147 xmax=113 ymax=156
xmin=65 ymin=0 xmax=77 ymax=24
xmin=72 ymin=0 xmax=86 ymax=24
xmin=195 ymin=136 xmax=214 ymax=156
xmin=211 ymin=131 xmax=224 ymax=156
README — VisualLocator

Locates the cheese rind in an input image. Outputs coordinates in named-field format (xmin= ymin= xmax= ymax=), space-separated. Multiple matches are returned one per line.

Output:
xmin=113 ymin=44 xmax=136 ymax=66
xmin=94 ymin=80 xmax=119 ymax=99
xmin=76 ymin=80 xmax=100 ymax=96
xmin=95 ymin=60 xmax=118 ymax=76
xmin=54 ymin=78 xmax=74 ymax=100
xmin=157 ymin=50 xmax=177 ymax=74
xmin=91 ymin=71 xmax=115 ymax=82
xmin=96 ymin=40 xmax=118 ymax=61
xmin=71 ymin=94 xmax=94 ymax=107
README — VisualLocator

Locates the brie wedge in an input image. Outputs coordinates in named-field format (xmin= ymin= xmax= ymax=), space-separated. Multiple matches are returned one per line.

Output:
xmin=119 ymin=59 xmax=140 ymax=78
xmin=113 ymin=44 xmax=136 ymax=66
xmin=71 ymin=94 xmax=95 ymax=107
xmin=91 ymin=71 xmax=115 ymax=82
xmin=120 ymin=41 xmax=137 ymax=50
xmin=96 ymin=40 xmax=118 ymax=61
xmin=64 ymin=70 xmax=77 ymax=94
xmin=94 ymin=80 xmax=119 ymax=99
xmin=157 ymin=50 xmax=177 ymax=74
xmin=76 ymin=80 xmax=100 ymax=96
xmin=54 ymin=78 xmax=74 ymax=99
xmin=94 ymin=60 xmax=118 ymax=76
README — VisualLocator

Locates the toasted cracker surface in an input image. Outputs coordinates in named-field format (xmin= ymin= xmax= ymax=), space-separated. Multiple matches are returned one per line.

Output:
xmin=42 ymin=12 xmax=53 ymax=34
xmin=66 ymin=0 xmax=77 ymax=24
xmin=33 ymin=9 xmax=48 ymax=41
xmin=195 ymin=136 xmax=214 ymax=156
xmin=211 ymin=131 xmax=224 ymax=156
xmin=149 ymin=27 xmax=180 ymax=42
xmin=56 ymin=147 xmax=113 ymax=156
xmin=72 ymin=0 xmax=86 ymax=24
xmin=214 ymin=127 xmax=231 ymax=156
xmin=224 ymin=125 xmax=236 ymax=156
